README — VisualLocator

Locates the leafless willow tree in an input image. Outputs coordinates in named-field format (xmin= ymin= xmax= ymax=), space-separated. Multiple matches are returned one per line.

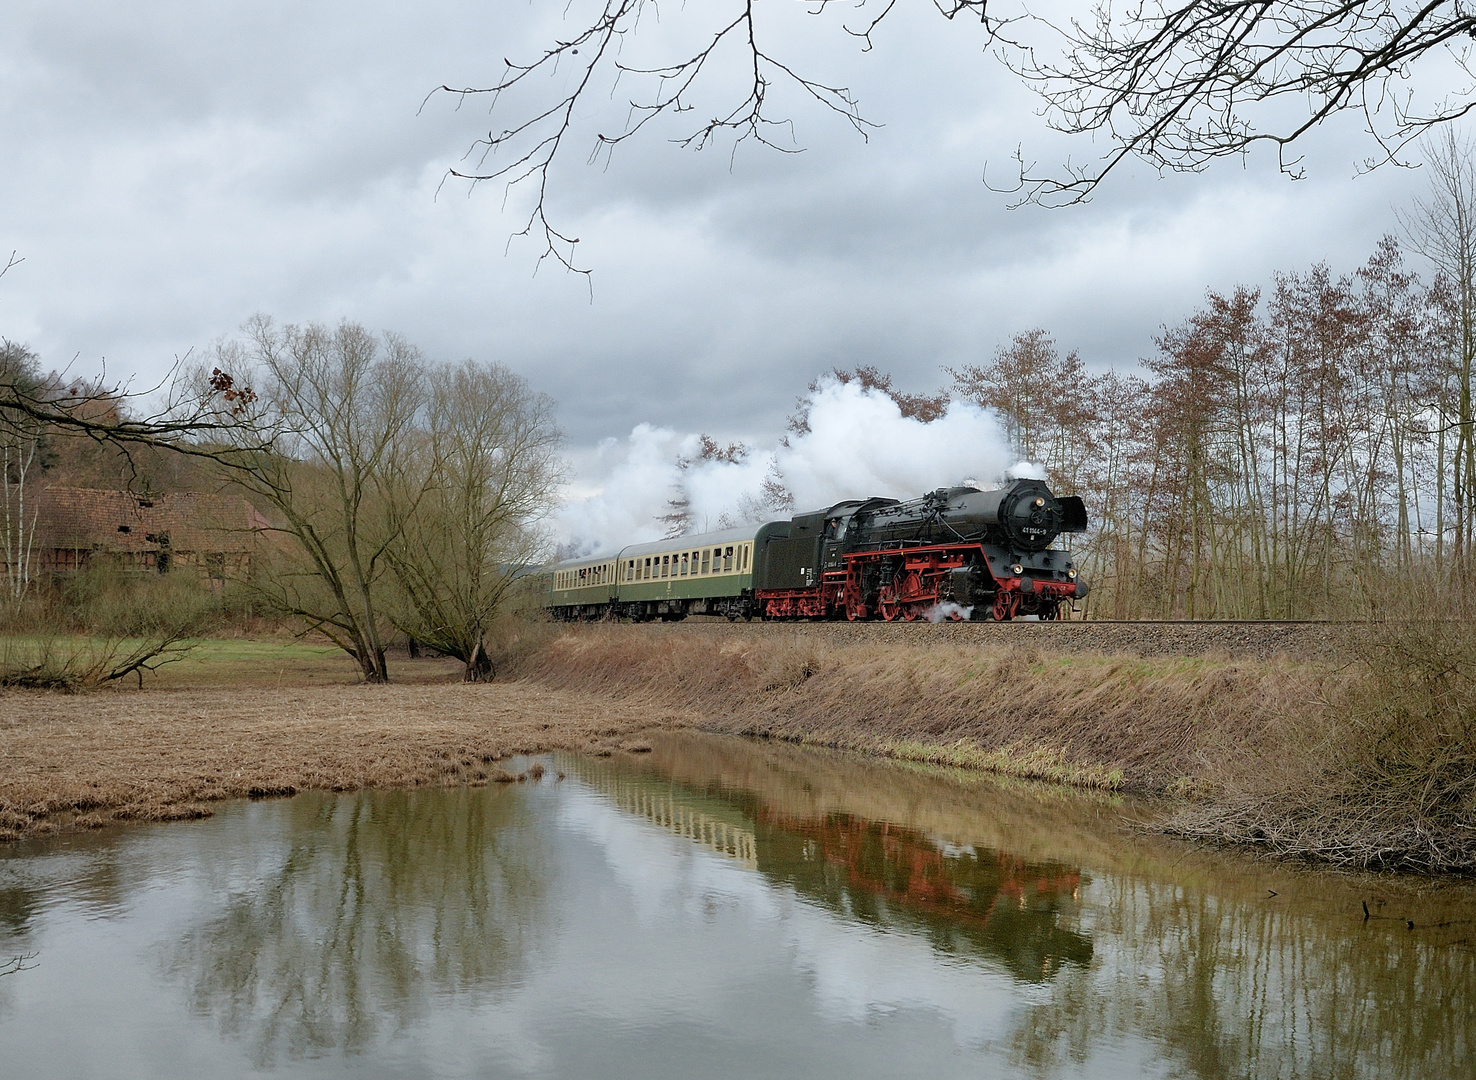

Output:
xmin=207 ymin=321 xmax=567 ymax=683
xmin=382 ymin=360 xmax=564 ymax=681
xmin=432 ymin=1 xmax=1476 ymax=264
xmin=212 ymin=318 xmax=429 ymax=683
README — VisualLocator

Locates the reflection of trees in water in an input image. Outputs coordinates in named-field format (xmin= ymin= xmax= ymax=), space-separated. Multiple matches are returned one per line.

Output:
xmin=1009 ymin=876 xmax=1476 ymax=1080
xmin=753 ymin=811 xmax=1093 ymax=984
xmin=569 ymin=757 xmax=1093 ymax=983
xmin=589 ymin=736 xmax=1476 ymax=1080
xmin=171 ymin=787 xmax=548 ymax=1065
xmin=0 ymin=881 xmax=38 ymax=939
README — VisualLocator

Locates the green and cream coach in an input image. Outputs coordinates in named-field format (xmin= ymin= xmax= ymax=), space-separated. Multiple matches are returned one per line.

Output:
xmin=547 ymin=525 xmax=759 ymax=621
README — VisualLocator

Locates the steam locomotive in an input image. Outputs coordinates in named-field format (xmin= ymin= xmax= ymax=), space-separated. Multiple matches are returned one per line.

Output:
xmin=547 ymin=478 xmax=1089 ymax=622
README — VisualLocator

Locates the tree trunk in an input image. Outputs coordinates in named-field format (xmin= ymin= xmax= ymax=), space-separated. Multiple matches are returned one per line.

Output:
xmin=464 ymin=638 xmax=494 ymax=682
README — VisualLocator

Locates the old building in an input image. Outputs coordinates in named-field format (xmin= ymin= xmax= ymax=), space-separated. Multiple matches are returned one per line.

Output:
xmin=28 ymin=488 xmax=269 ymax=579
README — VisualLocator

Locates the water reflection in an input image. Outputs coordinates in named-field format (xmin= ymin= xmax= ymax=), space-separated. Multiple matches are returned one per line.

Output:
xmin=583 ymin=733 xmax=1476 ymax=1080
xmin=753 ymin=812 xmax=1093 ymax=983
xmin=577 ymin=755 xmax=1092 ymax=983
xmin=170 ymin=786 xmax=549 ymax=1064
xmin=0 ymin=733 xmax=1472 ymax=1079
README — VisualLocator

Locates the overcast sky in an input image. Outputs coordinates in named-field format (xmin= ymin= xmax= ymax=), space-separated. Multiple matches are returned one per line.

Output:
xmin=0 ymin=1 xmax=1450 ymax=472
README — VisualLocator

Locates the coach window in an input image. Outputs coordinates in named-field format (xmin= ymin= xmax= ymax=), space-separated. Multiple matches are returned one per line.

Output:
xmin=722 ymin=546 xmax=732 ymax=571
xmin=701 ymin=549 xmax=710 ymax=574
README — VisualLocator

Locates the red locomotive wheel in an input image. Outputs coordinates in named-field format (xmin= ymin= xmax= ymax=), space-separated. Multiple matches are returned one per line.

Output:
xmin=991 ymin=591 xmax=1017 ymax=622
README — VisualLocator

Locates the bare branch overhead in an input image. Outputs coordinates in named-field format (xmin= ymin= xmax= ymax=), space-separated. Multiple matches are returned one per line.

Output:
xmin=433 ymin=0 xmax=1476 ymax=259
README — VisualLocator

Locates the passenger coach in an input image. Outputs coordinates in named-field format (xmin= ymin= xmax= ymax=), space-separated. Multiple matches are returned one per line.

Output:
xmin=548 ymin=525 xmax=758 ymax=621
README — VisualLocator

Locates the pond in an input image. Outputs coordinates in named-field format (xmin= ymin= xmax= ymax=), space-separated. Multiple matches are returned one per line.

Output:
xmin=1 ymin=731 xmax=1473 ymax=1078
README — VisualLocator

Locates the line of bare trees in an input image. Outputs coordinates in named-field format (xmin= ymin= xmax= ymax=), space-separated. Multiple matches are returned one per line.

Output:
xmin=2 ymin=314 xmax=563 ymax=684
xmin=205 ymin=318 xmax=565 ymax=682
xmin=953 ymin=140 xmax=1476 ymax=618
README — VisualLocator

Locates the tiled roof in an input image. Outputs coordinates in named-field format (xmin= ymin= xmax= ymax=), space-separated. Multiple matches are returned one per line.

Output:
xmin=33 ymin=488 xmax=264 ymax=553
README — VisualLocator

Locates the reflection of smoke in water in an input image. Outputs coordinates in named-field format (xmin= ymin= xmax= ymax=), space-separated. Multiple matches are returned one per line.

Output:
xmin=924 ymin=602 xmax=973 ymax=623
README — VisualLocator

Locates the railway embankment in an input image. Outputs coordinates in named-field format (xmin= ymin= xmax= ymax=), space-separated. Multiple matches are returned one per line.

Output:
xmin=508 ymin=619 xmax=1476 ymax=874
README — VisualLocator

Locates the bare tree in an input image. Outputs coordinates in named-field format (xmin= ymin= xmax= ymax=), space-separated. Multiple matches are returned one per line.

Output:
xmin=660 ymin=435 xmax=749 ymax=536
xmin=0 ymin=342 xmax=44 ymax=601
xmin=1400 ymin=128 xmax=1476 ymax=573
xmin=432 ymin=1 xmax=1476 ymax=263
xmin=216 ymin=318 xmax=428 ymax=683
xmin=1005 ymin=2 xmax=1476 ymax=203
xmin=382 ymin=360 xmax=563 ymax=681
xmin=788 ymin=366 xmax=948 ymax=437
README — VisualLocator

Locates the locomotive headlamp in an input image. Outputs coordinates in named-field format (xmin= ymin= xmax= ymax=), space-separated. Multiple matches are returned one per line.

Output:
xmin=1067 ymin=568 xmax=1077 ymax=579
xmin=1011 ymin=563 xmax=1024 ymax=576
xmin=1034 ymin=497 xmax=1044 ymax=507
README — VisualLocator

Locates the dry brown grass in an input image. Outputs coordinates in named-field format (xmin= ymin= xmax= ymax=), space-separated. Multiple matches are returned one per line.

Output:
xmin=1166 ymin=620 xmax=1476 ymax=873
xmin=508 ymin=625 xmax=1344 ymax=793
xmin=0 ymin=680 xmax=689 ymax=839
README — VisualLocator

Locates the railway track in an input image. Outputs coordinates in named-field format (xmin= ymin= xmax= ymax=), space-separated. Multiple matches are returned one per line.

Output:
xmin=640 ymin=615 xmax=1366 ymax=660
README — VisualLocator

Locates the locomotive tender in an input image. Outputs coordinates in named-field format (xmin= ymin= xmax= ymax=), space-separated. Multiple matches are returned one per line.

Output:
xmin=547 ymin=478 xmax=1088 ymax=622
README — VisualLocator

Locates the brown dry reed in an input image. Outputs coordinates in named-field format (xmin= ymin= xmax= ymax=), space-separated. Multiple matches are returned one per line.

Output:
xmin=0 ymin=566 xmax=229 ymax=689
xmin=508 ymin=625 xmax=1339 ymax=793
xmin=1169 ymin=616 xmax=1476 ymax=873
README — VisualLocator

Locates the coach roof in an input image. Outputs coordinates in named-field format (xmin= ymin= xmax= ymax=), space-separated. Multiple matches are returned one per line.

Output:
xmin=617 ymin=524 xmax=762 ymax=561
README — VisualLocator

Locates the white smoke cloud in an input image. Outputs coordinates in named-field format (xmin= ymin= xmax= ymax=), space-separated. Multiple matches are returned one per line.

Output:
xmin=554 ymin=379 xmax=1020 ymax=555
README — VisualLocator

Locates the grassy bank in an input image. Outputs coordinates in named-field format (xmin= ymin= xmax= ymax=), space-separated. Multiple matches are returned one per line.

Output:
xmin=506 ymin=624 xmax=1335 ymax=793
xmin=507 ymin=623 xmax=1476 ymax=874
xmin=0 ymin=636 xmax=682 ymax=840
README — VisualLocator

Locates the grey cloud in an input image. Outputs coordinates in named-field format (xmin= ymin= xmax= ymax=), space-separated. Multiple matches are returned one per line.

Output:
xmin=0 ymin=0 xmax=1446 ymax=459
